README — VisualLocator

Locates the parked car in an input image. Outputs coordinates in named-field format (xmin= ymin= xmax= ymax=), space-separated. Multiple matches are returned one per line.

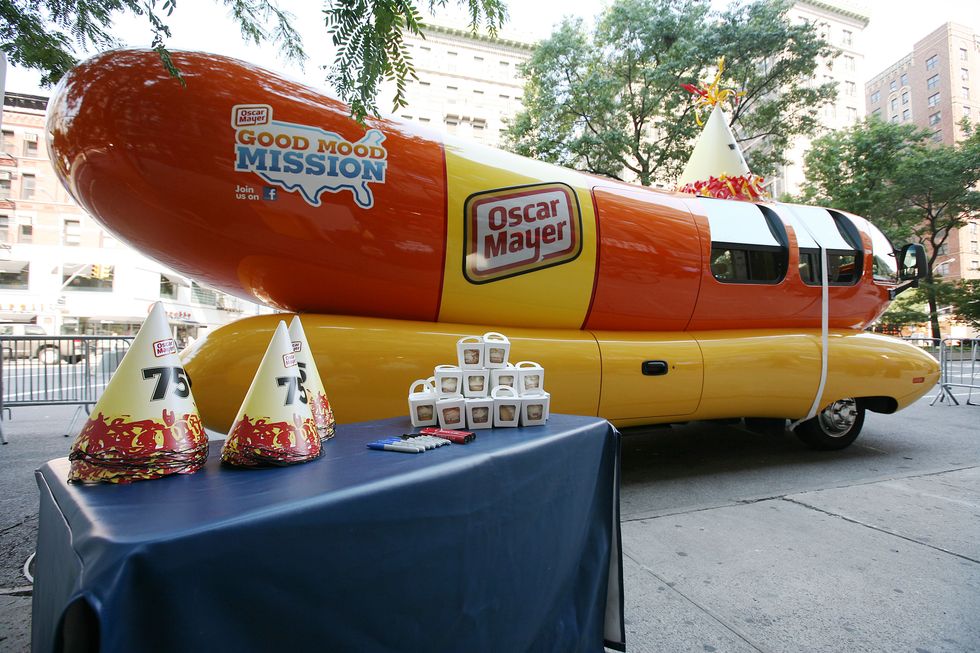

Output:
xmin=0 ymin=324 xmax=87 ymax=364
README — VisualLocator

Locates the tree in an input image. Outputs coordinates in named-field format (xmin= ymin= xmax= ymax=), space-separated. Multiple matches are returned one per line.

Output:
xmin=0 ymin=0 xmax=506 ymax=120
xmin=504 ymin=0 xmax=837 ymax=186
xmin=873 ymin=288 xmax=929 ymax=335
xmin=948 ymin=279 xmax=980 ymax=331
xmin=800 ymin=118 xmax=980 ymax=339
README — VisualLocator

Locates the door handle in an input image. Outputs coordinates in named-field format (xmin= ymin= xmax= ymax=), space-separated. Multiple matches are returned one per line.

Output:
xmin=641 ymin=360 xmax=668 ymax=376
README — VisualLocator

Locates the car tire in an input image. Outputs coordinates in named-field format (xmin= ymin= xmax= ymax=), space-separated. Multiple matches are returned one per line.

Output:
xmin=795 ymin=398 xmax=865 ymax=450
xmin=38 ymin=347 xmax=61 ymax=365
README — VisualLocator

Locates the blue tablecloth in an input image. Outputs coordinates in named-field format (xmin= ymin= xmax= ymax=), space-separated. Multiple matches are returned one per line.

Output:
xmin=32 ymin=414 xmax=624 ymax=652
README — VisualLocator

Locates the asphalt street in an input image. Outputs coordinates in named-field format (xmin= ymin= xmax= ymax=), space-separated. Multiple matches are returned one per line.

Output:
xmin=0 ymin=390 xmax=977 ymax=652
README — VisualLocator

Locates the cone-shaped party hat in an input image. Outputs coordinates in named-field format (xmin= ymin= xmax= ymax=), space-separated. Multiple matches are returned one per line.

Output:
xmin=288 ymin=316 xmax=335 ymax=441
xmin=221 ymin=321 xmax=322 ymax=467
xmin=68 ymin=302 xmax=208 ymax=483
xmin=677 ymin=105 xmax=750 ymax=186
xmin=677 ymin=57 xmax=767 ymax=201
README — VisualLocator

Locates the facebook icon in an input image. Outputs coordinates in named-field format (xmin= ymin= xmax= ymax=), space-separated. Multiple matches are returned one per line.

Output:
xmin=263 ymin=186 xmax=279 ymax=201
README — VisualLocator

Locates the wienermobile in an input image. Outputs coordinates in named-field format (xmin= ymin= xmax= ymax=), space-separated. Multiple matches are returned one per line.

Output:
xmin=45 ymin=49 xmax=938 ymax=450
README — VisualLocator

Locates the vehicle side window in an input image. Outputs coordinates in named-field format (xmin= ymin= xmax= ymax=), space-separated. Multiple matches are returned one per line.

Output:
xmin=0 ymin=326 xmax=13 ymax=336
xmin=701 ymin=200 xmax=788 ymax=285
xmin=799 ymin=213 xmax=864 ymax=287
xmin=25 ymin=325 xmax=46 ymax=335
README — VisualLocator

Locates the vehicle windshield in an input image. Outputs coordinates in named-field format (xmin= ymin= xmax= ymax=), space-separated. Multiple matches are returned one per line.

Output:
xmin=868 ymin=222 xmax=897 ymax=283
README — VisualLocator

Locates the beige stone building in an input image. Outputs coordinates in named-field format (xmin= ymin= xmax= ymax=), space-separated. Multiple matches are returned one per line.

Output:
xmin=762 ymin=1 xmax=870 ymax=198
xmin=865 ymin=22 xmax=980 ymax=281
xmin=0 ymin=92 xmax=267 ymax=339
xmin=377 ymin=23 xmax=534 ymax=146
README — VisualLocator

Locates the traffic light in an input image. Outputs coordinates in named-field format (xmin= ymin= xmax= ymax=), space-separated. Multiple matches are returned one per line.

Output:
xmin=90 ymin=264 xmax=112 ymax=280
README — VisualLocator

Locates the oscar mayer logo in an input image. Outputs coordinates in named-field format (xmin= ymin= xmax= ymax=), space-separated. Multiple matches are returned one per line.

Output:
xmin=464 ymin=183 xmax=582 ymax=283
xmin=231 ymin=104 xmax=388 ymax=209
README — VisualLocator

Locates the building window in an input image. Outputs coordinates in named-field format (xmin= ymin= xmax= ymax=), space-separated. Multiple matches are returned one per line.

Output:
xmin=963 ymin=68 xmax=971 ymax=81
xmin=0 ymin=261 xmax=29 ymax=290
xmin=473 ymin=89 xmax=483 ymax=95
xmin=447 ymin=51 xmax=457 ymax=56
xmin=870 ymin=90 xmax=880 ymax=104
xmin=63 ymin=219 xmax=81 ymax=246
xmin=474 ymin=56 xmax=483 ymax=62
xmin=847 ymin=107 xmax=858 ymax=122
xmin=929 ymin=111 xmax=941 ymax=125
xmin=418 ymin=81 xmax=430 ymax=86
xmin=19 ymin=224 xmax=32 ymax=243
xmin=871 ymin=108 xmax=882 ymax=118
xmin=965 ymin=106 xmax=972 ymax=117
xmin=932 ymin=131 xmax=943 ymax=142
xmin=446 ymin=85 xmax=457 ymax=91
xmin=500 ymin=61 xmax=509 ymax=67
xmin=890 ymin=80 xmax=898 ymax=92
xmin=891 ymin=98 xmax=898 ymax=111
xmin=926 ymin=54 xmax=939 ymax=70
xmin=937 ymin=243 xmax=948 ymax=256
xmin=901 ymin=72 xmax=909 ymax=87
xmin=418 ymin=117 xmax=430 ymax=123
xmin=963 ymin=87 xmax=971 ymax=99
xmin=902 ymin=91 xmax=909 ymax=105
xmin=971 ymin=259 xmax=980 ymax=271
xmin=1 ymin=129 xmax=14 ymax=153
xmin=962 ymin=48 xmax=969 ymax=61
xmin=23 ymin=133 xmax=38 ymax=157
xmin=844 ymin=55 xmax=855 ymax=72
xmin=20 ymin=174 xmax=36 ymax=199
xmin=0 ymin=214 xmax=9 ymax=243
xmin=842 ymin=29 xmax=852 ymax=46
xmin=845 ymin=81 xmax=856 ymax=96
xmin=0 ymin=176 xmax=10 ymax=199
xmin=928 ymin=93 xmax=940 ymax=107
xmin=891 ymin=114 xmax=899 ymax=123
xmin=191 ymin=282 xmax=218 ymax=306
xmin=927 ymin=74 xmax=939 ymax=90
xmin=903 ymin=108 xmax=911 ymax=121
xmin=160 ymin=275 xmax=178 ymax=300
xmin=63 ymin=263 xmax=114 ymax=292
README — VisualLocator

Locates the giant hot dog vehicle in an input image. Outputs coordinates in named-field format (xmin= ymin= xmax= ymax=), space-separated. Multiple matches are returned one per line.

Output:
xmin=45 ymin=50 xmax=937 ymax=450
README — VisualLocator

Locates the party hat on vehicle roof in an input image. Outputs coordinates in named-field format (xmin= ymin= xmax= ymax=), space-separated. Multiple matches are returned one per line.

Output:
xmin=288 ymin=316 xmax=335 ymax=441
xmin=68 ymin=302 xmax=208 ymax=484
xmin=221 ymin=321 xmax=322 ymax=467
xmin=677 ymin=57 xmax=767 ymax=201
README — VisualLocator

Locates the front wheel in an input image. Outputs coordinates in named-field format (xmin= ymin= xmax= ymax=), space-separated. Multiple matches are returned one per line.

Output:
xmin=37 ymin=347 xmax=61 ymax=365
xmin=795 ymin=398 xmax=865 ymax=450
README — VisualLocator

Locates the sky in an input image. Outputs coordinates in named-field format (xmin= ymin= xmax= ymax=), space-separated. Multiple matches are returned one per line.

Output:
xmin=3 ymin=0 xmax=980 ymax=98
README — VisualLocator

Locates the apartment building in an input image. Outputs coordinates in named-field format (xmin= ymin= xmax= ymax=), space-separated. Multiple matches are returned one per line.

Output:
xmin=865 ymin=22 xmax=980 ymax=281
xmin=377 ymin=22 xmax=534 ymax=147
xmin=0 ymin=93 xmax=268 ymax=341
xmin=763 ymin=1 xmax=870 ymax=198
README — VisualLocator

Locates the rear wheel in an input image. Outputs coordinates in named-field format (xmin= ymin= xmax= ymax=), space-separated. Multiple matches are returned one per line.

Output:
xmin=38 ymin=347 xmax=61 ymax=365
xmin=795 ymin=398 xmax=865 ymax=450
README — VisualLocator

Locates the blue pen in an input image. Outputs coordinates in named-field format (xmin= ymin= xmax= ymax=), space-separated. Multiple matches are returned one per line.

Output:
xmin=367 ymin=441 xmax=424 ymax=453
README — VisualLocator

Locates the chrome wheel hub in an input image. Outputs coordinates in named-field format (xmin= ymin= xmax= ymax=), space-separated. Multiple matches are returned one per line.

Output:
xmin=817 ymin=398 xmax=858 ymax=437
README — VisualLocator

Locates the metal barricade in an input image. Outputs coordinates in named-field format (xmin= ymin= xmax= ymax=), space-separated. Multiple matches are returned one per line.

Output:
xmin=932 ymin=338 xmax=979 ymax=406
xmin=901 ymin=336 xmax=942 ymax=357
xmin=0 ymin=335 xmax=134 ymax=443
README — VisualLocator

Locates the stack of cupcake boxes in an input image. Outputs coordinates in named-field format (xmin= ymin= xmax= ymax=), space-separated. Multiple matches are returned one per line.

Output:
xmin=407 ymin=332 xmax=551 ymax=430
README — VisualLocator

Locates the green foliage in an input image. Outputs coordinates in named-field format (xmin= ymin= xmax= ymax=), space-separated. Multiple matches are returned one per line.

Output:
xmin=505 ymin=0 xmax=836 ymax=186
xmin=800 ymin=118 xmax=980 ymax=337
xmin=1 ymin=0 xmax=304 ymax=85
xmin=875 ymin=288 xmax=929 ymax=333
xmin=1 ymin=0 xmax=504 ymax=121
xmin=947 ymin=279 xmax=980 ymax=329
xmin=325 ymin=0 xmax=506 ymax=121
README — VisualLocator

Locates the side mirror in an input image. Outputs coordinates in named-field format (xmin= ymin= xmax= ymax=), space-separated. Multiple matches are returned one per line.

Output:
xmin=898 ymin=244 xmax=927 ymax=281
